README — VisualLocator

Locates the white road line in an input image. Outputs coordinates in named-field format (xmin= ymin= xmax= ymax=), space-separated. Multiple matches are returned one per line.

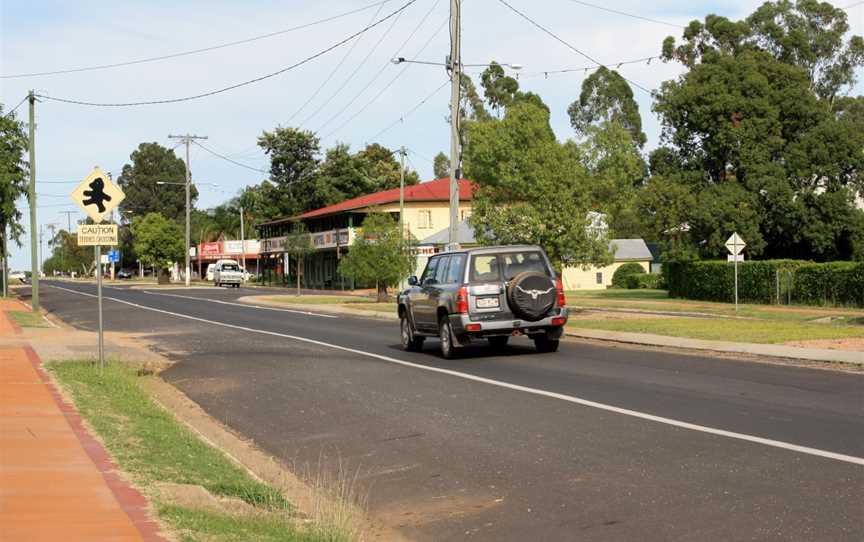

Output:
xmin=49 ymin=284 xmax=864 ymax=467
xmin=139 ymin=289 xmax=338 ymax=319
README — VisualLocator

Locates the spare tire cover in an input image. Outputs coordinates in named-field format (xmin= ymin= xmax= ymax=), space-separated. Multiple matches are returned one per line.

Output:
xmin=507 ymin=271 xmax=556 ymax=322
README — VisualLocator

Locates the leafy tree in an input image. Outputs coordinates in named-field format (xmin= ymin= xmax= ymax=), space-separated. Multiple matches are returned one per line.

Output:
xmin=356 ymin=143 xmax=420 ymax=192
xmin=460 ymin=74 xmax=492 ymax=121
xmin=746 ymin=0 xmax=864 ymax=101
xmin=339 ymin=212 xmax=416 ymax=302
xmin=117 ymin=143 xmax=193 ymax=222
xmin=312 ymin=143 xmax=373 ymax=209
xmin=433 ymin=152 xmax=449 ymax=178
xmin=480 ymin=62 xmax=520 ymax=116
xmin=655 ymin=1 xmax=864 ymax=260
xmin=283 ymin=222 xmax=315 ymax=295
xmin=0 ymin=102 xmax=29 ymax=292
xmin=42 ymin=230 xmax=94 ymax=276
xmin=258 ymin=126 xmax=321 ymax=217
xmin=131 ymin=213 xmax=184 ymax=274
xmin=463 ymin=99 xmax=612 ymax=270
xmin=579 ymin=120 xmax=647 ymax=237
xmin=635 ymin=175 xmax=697 ymax=260
xmin=568 ymin=67 xmax=646 ymax=148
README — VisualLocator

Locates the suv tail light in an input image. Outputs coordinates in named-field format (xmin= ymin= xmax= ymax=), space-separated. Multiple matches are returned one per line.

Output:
xmin=456 ymin=286 xmax=469 ymax=314
xmin=555 ymin=277 xmax=566 ymax=307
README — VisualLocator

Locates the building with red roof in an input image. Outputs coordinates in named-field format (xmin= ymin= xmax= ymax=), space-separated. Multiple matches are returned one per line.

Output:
xmin=256 ymin=178 xmax=474 ymax=288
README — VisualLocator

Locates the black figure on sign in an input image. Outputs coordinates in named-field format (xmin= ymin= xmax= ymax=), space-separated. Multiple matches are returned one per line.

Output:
xmin=82 ymin=177 xmax=112 ymax=213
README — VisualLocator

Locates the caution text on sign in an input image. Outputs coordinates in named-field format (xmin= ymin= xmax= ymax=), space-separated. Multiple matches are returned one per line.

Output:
xmin=77 ymin=224 xmax=118 ymax=246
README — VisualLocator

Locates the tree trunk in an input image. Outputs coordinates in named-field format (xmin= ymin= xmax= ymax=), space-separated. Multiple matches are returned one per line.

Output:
xmin=296 ymin=256 xmax=301 ymax=296
xmin=377 ymin=281 xmax=387 ymax=303
xmin=157 ymin=268 xmax=170 ymax=284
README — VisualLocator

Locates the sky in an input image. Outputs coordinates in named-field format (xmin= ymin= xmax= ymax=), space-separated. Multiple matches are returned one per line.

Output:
xmin=2 ymin=0 xmax=863 ymax=270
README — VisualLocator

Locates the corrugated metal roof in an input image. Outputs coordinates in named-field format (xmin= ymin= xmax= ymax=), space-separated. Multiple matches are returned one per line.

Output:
xmin=609 ymin=238 xmax=653 ymax=261
xmin=259 ymin=178 xmax=474 ymax=226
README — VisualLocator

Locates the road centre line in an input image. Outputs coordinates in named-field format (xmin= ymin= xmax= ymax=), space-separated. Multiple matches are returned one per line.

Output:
xmin=50 ymin=284 xmax=864 ymax=467
xmin=140 ymin=289 xmax=338 ymax=318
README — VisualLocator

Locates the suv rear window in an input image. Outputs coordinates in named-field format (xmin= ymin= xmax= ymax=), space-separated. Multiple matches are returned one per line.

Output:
xmin=221 ymin=264 xmax=239 ymax=271
xmin=500 ymin=252 xmax=548 ymax=280
xmin=469 ymin=251 xmax=548 ymax=282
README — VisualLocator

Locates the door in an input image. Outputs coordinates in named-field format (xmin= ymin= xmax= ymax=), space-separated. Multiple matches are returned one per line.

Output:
xmin=414 ymin=255 xmax=448 ymax=330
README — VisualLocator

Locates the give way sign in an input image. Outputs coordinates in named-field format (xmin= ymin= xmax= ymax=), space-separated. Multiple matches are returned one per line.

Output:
xmin=725 ymin=232 xmax=746 ymax=255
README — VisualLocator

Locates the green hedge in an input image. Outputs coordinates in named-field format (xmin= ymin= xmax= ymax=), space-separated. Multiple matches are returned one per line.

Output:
xmin=611 ymin=262 xmax=646 ymax=288
xmin=666 ymin=260 xmax=864 ymax=307
xmin=792 ymin=262 xmax=864 ymax=307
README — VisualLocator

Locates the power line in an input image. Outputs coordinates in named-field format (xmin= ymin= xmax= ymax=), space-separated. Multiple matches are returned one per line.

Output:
xmin=2 ymin=0 xmax=399 ymax=79
xmin=521 ymin=55 xmax=660 ymax=79
xmin=34 ymin=0 xmax=418 ymax=107
xmin=563 ymin=0 xmax=684 ymax=29
xmin=366 ymin=79 xmax=449 ymax=142
xmin=319 ymin=8 xmax=448 ymax=138
xmin=192 ymin=140 xmax=268 ymax=174
xmin=299 ymin=2 xmax=407 ymax=127
xmin=286 ymin=3 xmax=388 ymax=124
xmin=2 ymin=96 xmax=28 ymax=119
xmin=495 ymin=0 xmax=653 ymax=94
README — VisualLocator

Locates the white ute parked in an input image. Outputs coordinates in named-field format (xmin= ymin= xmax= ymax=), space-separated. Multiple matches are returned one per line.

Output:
xmin=213 ymin=259 xmax=243 ymax=288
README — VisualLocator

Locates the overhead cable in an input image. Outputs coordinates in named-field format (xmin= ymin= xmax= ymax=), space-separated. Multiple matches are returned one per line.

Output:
xmin=319 ymin=8 xmax=448 ymax=138
xmin=2 ymin=96 xmax=28 ymax=119
xmin=316 ymin=0 xmax=445 ymax=134
xmin=2 ymin=0 xmax=399 ymax=79
xmin=366 ymin=79 xmax=449 ymax=142
xmin=495 ymin=0 xmax=653 ymax=94
xmin=286 ymin=3 xmax=388 ymax=124
xmin=192 ymin=141 xmax=268 ymax=174
xmin=563 ymin=0 xmax=684 ymax=29
xmin=300 ymin=2 xmax=406 ymax=126
xmin=34 ymin=0 xmax=418 ymax=107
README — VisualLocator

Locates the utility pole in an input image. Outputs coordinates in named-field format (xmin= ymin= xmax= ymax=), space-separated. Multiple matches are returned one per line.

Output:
xmin=28 ymin=90 xmax=39 ymax=310
xmin=398 ymin=146 xmax=407 ymax=238
xmin=447 ymin=0 xmax=462 ymax=251
xmin=60 ymin=211 xmax=75 ymax=232
xmin=168 ymin=134 xmax=207 ymax=286
xmin=239 ymin=206 xmax=245 ymax=275
xmin=1 ymin=226 xmax=7 ymax=298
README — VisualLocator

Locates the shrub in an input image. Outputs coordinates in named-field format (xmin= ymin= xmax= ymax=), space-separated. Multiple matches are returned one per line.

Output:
xmin=626 ymin=273 xmax=662 ymax=289
xmin=611 ymin=262 xmax=646 ymax=288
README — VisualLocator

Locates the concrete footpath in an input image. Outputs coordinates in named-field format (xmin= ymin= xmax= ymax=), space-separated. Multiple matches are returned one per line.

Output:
xmin=0 ymin=300 xmax=164 ymax=541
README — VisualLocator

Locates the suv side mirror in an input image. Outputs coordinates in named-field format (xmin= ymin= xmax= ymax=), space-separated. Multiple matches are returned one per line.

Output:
xmin=408 ymin=276 xmax=419 ymax=286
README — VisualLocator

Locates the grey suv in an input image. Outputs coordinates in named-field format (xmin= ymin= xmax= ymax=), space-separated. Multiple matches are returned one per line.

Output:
xmin=397 ymin=245 xmax=568 ymax=358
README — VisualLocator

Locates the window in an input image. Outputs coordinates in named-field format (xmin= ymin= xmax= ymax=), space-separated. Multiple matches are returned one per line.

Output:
xmin=499 ymin=252 xmax=548 ymax=280
xmin=434 ymin=256 xmax=450 ymax=284
xmin=444 ymin=254 xmax=466 ymax=284
xmin=470 ymin=255 xmax=501 ymax=282
xmin=596 ymin=272 xmax=603 ymax=285
xmin=421 ymin=257 xmax=440 ymax=284
xmin=418 ymin=210 xmax=433 ymax=229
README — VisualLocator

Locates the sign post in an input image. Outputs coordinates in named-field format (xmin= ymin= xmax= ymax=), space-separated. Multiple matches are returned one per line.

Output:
xmin=725 ymin=232 xmax=746 ymax=312
xmin=71 ymin=167 xmax=124 ymax=373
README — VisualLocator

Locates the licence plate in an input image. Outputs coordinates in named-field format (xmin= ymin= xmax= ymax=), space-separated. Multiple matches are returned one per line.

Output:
xmin=476 ymin=296 xmax=499 ymax=308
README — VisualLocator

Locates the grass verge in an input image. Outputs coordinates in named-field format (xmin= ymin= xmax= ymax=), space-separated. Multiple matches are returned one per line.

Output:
xmin=568 ymin=318 xmax=864 ymax=344
xmin=48 ymin=361 xmax=354 ymax=542
xmin=8 ymin=310 xmax=48 ymax=327
xmin=566 ymin=289 xmax=864 ymax=322
xmin=255 ymin=295 xmax=375 ymax=305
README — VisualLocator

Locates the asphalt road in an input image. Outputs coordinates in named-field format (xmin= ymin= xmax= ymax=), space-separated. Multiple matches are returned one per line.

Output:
xmin=36 ymin=281 xmax=864 ymax=541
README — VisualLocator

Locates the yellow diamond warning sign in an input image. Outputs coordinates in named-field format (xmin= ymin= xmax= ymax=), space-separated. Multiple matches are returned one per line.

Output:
xmin=77 ymin=224 xmax=118 ymax=246
xmin=70 ymin=167 xmax=125 ymax=223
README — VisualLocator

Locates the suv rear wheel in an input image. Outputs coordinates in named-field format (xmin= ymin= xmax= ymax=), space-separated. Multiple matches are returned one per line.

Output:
xmin=439 ymin=316 xmax=456 ymax=359
xmin=400 ymin=314 xmax=425 ymax=352
xmin=533 ymin=334 xmax=559 ymax=353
